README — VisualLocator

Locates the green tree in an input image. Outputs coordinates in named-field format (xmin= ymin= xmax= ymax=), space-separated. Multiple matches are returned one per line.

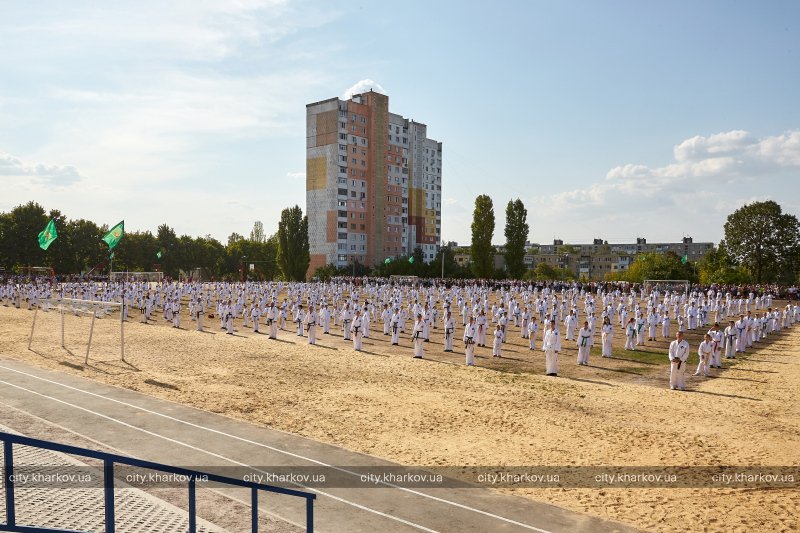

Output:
xmin=623 ymin=252 xmax=691 ymax=283
xmin=470 ymin=195 xmax=495 ymax=278
xmin=0 ymin=202 xmax=48 ymax=269
xmin=504 ymin=198 xmax=529 ymax=279
xmin=697 ymin=242 xmax=749 ymax=285
xmin=724 ymin=200 xmax=800 ymax=283
xmin=277 ymin=205 xmax=310 ymax=281
xmin=249 ymin=221 xmax=266 ymax=243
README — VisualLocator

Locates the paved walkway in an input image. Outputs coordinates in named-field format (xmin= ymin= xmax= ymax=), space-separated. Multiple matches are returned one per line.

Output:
xmin=0 ymin=424 xmax=223 ymax=532
xmin=0 ymin=358 xmax=640 ymax=533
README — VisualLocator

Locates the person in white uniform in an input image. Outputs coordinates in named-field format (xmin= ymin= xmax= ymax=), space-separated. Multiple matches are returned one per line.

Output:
xmin=492 ymin=324 xmax=503 ymax=357
xmin=464 ymin=316 xmax=476 ymax=366
xmin=694 ymin=333 xmax=713 ymax=377
xmin=412 ymin=314 xmax=425 ymax=358
xmin=601 ymin=316 xmax=613 ymax=358
xmin=443 ymin=311 xmax=455 ymax=352
xmin=576 ymin=320 xmax=592 ymax=366
xmin=351 ymin=310 xmax=363 ymax=351
xmin=668 ymin=331 xmax=690 ymax=391
xmin=542 ymin=320 xmax=561 ymax=376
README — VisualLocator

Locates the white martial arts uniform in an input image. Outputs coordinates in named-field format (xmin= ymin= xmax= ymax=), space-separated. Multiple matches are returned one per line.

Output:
xmin=464 ymin=322 xmax=476 ymax=365
xmin=542 ymin=327 xmax=561 ymax=376
xmin=695 ymin=340 xmax=712 ymax=377
xmin=668 ymin=339 xmax=690 ymax=390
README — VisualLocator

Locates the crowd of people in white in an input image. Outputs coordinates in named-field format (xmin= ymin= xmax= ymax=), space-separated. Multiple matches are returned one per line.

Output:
xmin=2 ymin=278 xmax=796 ymax=391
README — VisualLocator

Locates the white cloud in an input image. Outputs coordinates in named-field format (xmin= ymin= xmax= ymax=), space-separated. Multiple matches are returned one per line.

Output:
xmin=0 ymin=152 xmax=81 ymax=186
xmin=286 ymin=171 xmax=305 ymax=180
xmin=527 ymin=130 xmax=800 ymax=242
xmin=342 ymin=79 xmax=387 ymax=100
xmin=607 ymin=129 xmax=800 ymax=183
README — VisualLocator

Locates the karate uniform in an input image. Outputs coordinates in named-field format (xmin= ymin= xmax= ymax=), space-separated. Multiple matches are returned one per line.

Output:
xmin=577 ymin=327 xmax=591 ymax=365
xmin=695 ymin=340 xmax=713 ymax=377
xmin=294 ymin=308 xmax=304 ymax=336
xmin=708 ymin=329 xmax=723 ymax=368
xmin=305 ymin=310 xmax=317 ymax=345
xmin=390 ymin=312 xmax=400 ymax=345
xmin=724 ymin=325 xmax=737 ymax=358
xmin=601 ymin=324 xmax=613 ymax=357
xmin=668 ymin=339 xmax=690 ymax=390
xmin=542 ymin=327 xmax=561 ymax=375
xmin=636 ymin=317 xmax=646 ymax=345
xmin=624 ymin=323 xmax=636 ymax=350
xmin=464 ymin=322 xmax=476 ymax=365
xmin=412 ymin=320 xmax=424 ymax=358
xmin=444 ymin=317 xmax=454 ymax=352
xmin=492 ymin=328 xmax=503 ymax=357
xmin=351 ymin=315 xmax=363 ymax=350
xmin=528 ymin=321 xmax=539 ymax=350
xmin=267 ymin=306 xmax=278 ymax=339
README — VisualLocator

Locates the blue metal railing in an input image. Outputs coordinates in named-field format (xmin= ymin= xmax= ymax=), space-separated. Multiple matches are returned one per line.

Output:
xmin=0 ymin=431 xmax=315 ymax=533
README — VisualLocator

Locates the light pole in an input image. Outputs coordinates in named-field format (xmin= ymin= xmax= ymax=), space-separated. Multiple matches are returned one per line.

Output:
xmin=440 ymin=240 xmax=446 ymax=279
xmin=240 ymin=255 xmax=247 ymax=283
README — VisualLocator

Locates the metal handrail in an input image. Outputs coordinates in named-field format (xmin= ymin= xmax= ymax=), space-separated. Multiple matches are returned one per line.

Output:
xmin=0 ymin=431 xmax=315 ymax=533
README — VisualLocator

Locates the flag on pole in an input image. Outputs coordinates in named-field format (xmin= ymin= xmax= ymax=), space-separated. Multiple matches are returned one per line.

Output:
xmin=38 ymin=219 xmax=58 ymax=250
xmin=103 ymin=221 xmax=125 ymax=250
xmin=408 ymin=256 xmax=414 ymax=264
xmin=156 ymin=250 xmax=162 ymax=259
xmin=681 ymin=254 xmax=688 ymax=265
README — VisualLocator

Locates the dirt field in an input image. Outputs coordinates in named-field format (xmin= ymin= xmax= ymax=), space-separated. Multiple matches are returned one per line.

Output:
xmin=1 ymin=300 xmax=798 ymax=532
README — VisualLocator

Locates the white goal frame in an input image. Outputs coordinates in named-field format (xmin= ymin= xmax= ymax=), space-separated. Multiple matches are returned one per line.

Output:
xmin=19 ymin=266 xmax=55 ymax=284
xmin=110 ymin=271 xmax=163 ymax=283
xmin=29 ymin=297 xmax=125 ymax=365
xmin=643 ymin=279 xmax=690 ymax=296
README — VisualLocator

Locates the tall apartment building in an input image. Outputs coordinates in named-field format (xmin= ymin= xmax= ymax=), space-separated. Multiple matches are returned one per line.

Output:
xmin=306 ymin=90 xmax=442 ymax=277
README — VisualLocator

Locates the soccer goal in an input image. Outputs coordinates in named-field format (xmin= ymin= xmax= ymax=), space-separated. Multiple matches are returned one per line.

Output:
xmin=19 ymin=266 xmax=55 ymax=284
xmin=29 ymin=297 xmax=125 ymax=364
xmin=110 ymin=271 xmax=164 ymax=283
xmin=644 ymin=279 xmax=690 ymax=296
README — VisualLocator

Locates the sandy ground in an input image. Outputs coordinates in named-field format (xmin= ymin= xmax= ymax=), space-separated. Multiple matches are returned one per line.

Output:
xmin=1 ymin=301 xmax=798 ymax=532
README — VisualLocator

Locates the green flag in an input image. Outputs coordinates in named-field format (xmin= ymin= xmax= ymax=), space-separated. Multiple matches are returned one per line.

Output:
xmin=156 ymin=250 xmax=162 ymax=260
xmin=103 ymin=221 xmax=125 ymax=250
xmin=384 ymin=257 xmax=391 ymax=264
xmin=681 ymin=255 xmax=688 ymax=265
xmin=38 ymin=219 xmax=58 ymax=250
xmin=408 ymin=256 xmax=414 ymax=264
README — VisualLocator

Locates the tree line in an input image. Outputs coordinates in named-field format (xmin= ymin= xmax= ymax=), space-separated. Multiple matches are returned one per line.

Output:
xmin=465 ymin=197 xmax=799 ymax=284
xmin=0 ymin=201 xmax=310 ymax=281
xmin=3 ymin=199 xmax=796 ymax=284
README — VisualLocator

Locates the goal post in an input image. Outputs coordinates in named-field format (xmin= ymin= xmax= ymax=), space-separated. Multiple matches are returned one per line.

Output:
xmin=29 ymin=297 xmax=125 ymax=364
xmin=110 ymin=271 xmax=163 ymax=283
xmin=18 ymin=266 xmax=55 ymax=285
xmin=644 ymin=279 xmax=690 ymax=296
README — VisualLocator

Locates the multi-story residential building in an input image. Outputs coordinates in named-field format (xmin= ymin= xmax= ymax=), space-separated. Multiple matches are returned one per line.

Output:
xmin=455 ymin=237 xmax=713 ymax=280
xmin=306 ymin=90 xmax=442 ymax=277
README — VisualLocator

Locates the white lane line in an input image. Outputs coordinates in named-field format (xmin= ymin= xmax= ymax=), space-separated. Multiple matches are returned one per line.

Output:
xmin=0 ymin=400 xmax=310 ymax=533
xmin=0 ymin=363 xmax=551 ymax=533
xmin=0 ymin=378 xmax=439 ymax=533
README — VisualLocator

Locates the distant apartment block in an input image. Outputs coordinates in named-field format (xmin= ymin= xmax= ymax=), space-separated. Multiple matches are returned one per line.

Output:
xmin=306 ymin=91 xmax=442 ymax=277
xmin=454 ymin=237 xmax=714 ymax=280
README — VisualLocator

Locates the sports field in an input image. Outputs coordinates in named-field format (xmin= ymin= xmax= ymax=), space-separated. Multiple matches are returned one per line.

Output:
xmin=2 ymin=300 xmax=798 ymax=532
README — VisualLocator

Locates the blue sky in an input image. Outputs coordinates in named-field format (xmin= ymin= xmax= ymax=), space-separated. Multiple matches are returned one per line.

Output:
xmin=1 ymin=0 xmax=799 ymax=247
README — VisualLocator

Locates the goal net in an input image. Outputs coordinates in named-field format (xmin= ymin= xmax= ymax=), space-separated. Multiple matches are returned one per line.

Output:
xmin=18 ymin=266 xmax=55 ymax=283
xmin=110 ymin=271 xmax=163 ymax=283
xmin=29 ymin=297 xmax=126 ymax=364
xmin=644 ymin=279 xmax=689 ymax=296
